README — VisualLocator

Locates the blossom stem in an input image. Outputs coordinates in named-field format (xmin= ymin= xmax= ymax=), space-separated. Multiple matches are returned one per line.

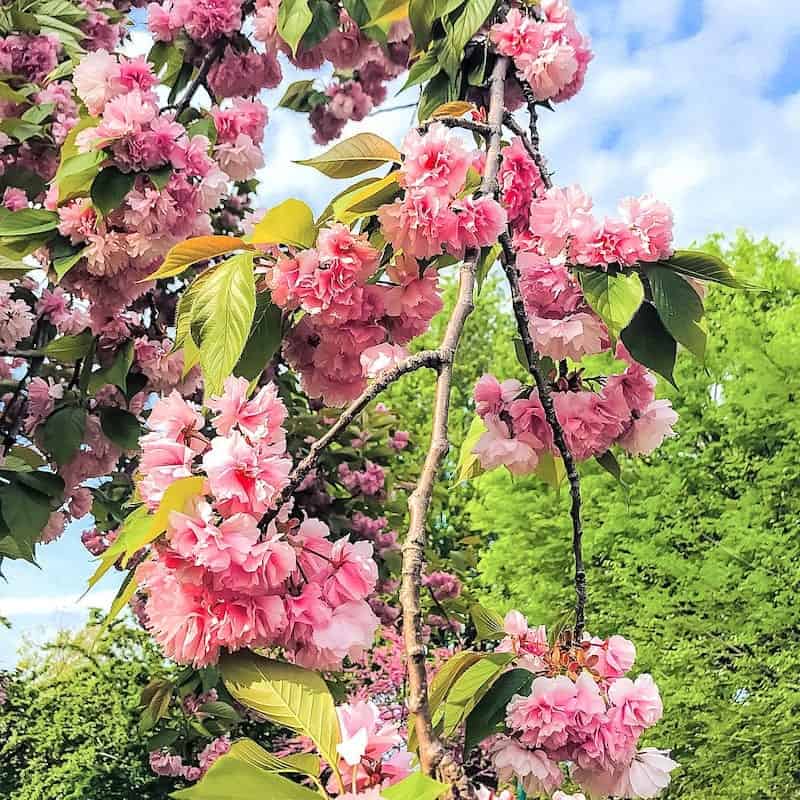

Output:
xmin=174 ymin=39 xmax=226 ymax=118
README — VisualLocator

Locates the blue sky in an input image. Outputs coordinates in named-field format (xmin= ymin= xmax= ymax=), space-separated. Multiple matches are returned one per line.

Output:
xmin=3 ymin=0 xmax=800 ymax=665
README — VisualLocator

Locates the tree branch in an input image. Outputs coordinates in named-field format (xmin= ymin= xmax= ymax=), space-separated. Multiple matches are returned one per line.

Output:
xmin=174 ymin=39 xmax=225 ymax=118
xmin=401 ymin=57 xmax=510 ymax=791
xmin=258 ymin=350 xmax=446 ymax=532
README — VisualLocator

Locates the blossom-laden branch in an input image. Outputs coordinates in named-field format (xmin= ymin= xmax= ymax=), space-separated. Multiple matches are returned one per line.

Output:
xmin=401 ymin=57 xmax=510 ymax=789
xmin=257 ymin=349 xmax=445 ymax=532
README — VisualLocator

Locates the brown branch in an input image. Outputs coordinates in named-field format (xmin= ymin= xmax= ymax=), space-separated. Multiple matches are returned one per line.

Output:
xmin=499 ymin=230 xmax=587 ymax=637
xmin=401 ymin=58 xmax=510 ymax=792
xmin=419 ymin=116 xmax=496 ymax=139
xmin=257 ymin=350 xmax=445 ymax=532
xmin=174 ymin=39 xmax=225 ymax=118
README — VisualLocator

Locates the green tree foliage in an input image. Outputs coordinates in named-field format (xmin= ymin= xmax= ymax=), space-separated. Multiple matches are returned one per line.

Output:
xmin=0 ymin=612 xmax=176 ymax=800
xmin=467 ymin=234 xmax=800 ymax=798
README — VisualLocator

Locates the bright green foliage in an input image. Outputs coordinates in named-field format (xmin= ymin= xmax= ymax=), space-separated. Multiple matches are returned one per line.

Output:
xmin=469 ymin=234 xmax=800 ymax=799
xmin=0 ymin=613 xmax=176 ymax=800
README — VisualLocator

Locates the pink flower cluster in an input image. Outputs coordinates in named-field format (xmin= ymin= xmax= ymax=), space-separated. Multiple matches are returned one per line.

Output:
xmin=210 ymin=98 xmax=268 ymax=181
xmin=150 ymin=735 xmax=230 ymax=782
xmin=148 ymin=0 xmax=242 ymax=44
xmin=332 ymin=700 xmax=412 ymax=794
xmin=490 ymin=1 xmax=592 ymax=104
xmin=338 ymin=460 xmax=385 ymax=497
xmin=0 ymin=281 xmax=34 ymax=350
xmin=526 ymin=186 xmax=674 ymax=270
xmin=472 ymin=348 xmax=678 ymax=475
xmin=378 ymin=123 xmax=507 ymax=260
xmin=491 ymin=611 xmax=678 ymax=798
xmin=136 ymin=379 xmax=380 ymax=668
xmin=275 ymin=232 xmax=442 ymax=406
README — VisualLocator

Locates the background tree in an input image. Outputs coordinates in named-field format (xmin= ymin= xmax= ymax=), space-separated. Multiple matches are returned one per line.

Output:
xmin=468 ymin=233 xmax=800 ymax=799
xmin=0 ymin=612 xmax=176 ymax=800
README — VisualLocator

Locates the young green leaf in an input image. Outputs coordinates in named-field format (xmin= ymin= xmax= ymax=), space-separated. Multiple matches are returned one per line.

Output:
xmin=277 ymin=0 xmax=313 ymax=55
xmin=469 ymin=602 xmax=505 ymax=641
xmin=660 ymin=249 xmax=757 ymax=289
xmin=146 ymin=235 xmax=252 ymax=281
xmin=221 ymin=650 xmax=342 ymax=781
xmin=438 ymin=0 xmax=496 ymax=79
xmin=381 ymin=772 xmax=450 ymax=800
xmin=295 ymin=133 xmax=402 ymax=178
xmin=0 ymin=208 xmax=59 ymax=238
xmin=250 ymin=199 xmax=317 ymax=248
xmin=577 ymin=268 xmax=644 ymax=339
xmin=191 ymin=253 xmax=257 ymax=397
xmin=455 ymin=415 xmax=487 ymax=483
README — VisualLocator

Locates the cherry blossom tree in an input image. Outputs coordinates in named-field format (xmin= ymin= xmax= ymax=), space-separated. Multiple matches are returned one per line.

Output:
xmin=0 ymin=0 xmax=752 ymax=797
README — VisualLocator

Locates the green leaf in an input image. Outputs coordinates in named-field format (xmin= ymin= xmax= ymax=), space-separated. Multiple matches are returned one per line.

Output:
xmin=401 ymin=48 xmax=442 ymax=92
xmin=295 ymin=133 xmax=402 ymax=179
xmin=53 ymin=246 xmax=87 ymax=280
xmin=456 ymin=415 xmax=487 ymax=483
xmin=147 ymin=235 xmax=252 ymax=281
xmin=91 ymin=167 xmax=136 ymax=216
xmin=646 ymin=264 xmax=707 ymax=361
xmin=0 ymin=483 xmax=51 ymax=561
xmin=332 ymin=172 xmax=400 ymax=223
xmin=44 ymin=330 xmax=94 ymax=361
xmin=85 ymin=505 xmax=150 ymax=591
xmin=250 ymin=199 xmax=317 ymax=249
xmin=21 ymin=103 xmax=55 ymax=125
xmin=12 ymin=470 xmax=64 ymax=499
xmin=94 ymin=567 xmax=139 ymax=638
xmin=54 ymin=150 xmax=106 ymax=203
xmin=88 ymin=340 xmax=133 ymax=394
xmin=300 ymin=0 xmax=339 ymax=48
xmin=596 ymin=450 xmax=623 ymax=483
xmin=620 ymin=301 xmax=678 ymax=386
xmin=199 ymin=701 xmax=242 ymax=725
xmin=463 ymin=668 xmax=533 ymax=754
xmin=191 ymin=253 xmax=257 ymax=397
xmin=148 ymin=165 xmax=173 ymax=191
xmin=577 ymin=268 xmax=644 ymax=339
xmin=382 ymin=772 xmax=450 ymax=800
xmin=41 ymin=405 xmax=87 ymax=465
xmin=438 ymin=0 xmax=496 ymax=79
xmin=221 ymin=650 xmax=342 ymax=782
xmin=0 ymin=118 xmax=43 ymax=143
xmin=99 ymin=407 xmax=141 ymax=451
xmin=0 ymin=207 xmax=59 ymax=237
xmin=660 ymin=249 xmax=757 ymax=289
xmin=140 ymin=678 xmax=174 ymax=732
xmin=232 ymin=738 xmax=320 ymax=778
xmin=438 ymin=652 xmax=515 ymax=737
xmin=476 ymin=242 xmax=501 ymax=292
xmin=418 ymin=71 xmax=454 ymax=122
xmin=469 ymin=602 xmax=505 ymax=641
xmin=0 ymin=81 xmax=34 ymax=104
xmin=186 ymin=116 xmax=217 ymax=144
xmin=278 ymin=79 xmax=324 ymax=112
xmin=277 ymin=0 xmax=314 ymax=56
xmin=171 ymin=747 xmax=321 ymax=800
xmin=234 ymin=293 xmax=283 ymax=381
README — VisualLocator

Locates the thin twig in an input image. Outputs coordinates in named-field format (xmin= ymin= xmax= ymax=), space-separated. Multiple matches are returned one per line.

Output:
xmin=499 ymin=232 xmax=587 ymax=638
xmin=174 ymin=40 xmax=225 ymax=118
xmin=419 ymin=116 xmax=496 ymax=139
xmin=257 ymin=350 xmax=445 ymax=532
xmin=369 ymin=102 xmax=419 ymax=116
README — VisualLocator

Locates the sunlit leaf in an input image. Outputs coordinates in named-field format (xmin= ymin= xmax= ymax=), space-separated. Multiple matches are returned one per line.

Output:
xmin=250 ymin=199 xmax=316 ymax=249
xmin=146 ymin=236 xmax=252 ymax=281
xmin=295 ymin=133 xmax=401 ymax=179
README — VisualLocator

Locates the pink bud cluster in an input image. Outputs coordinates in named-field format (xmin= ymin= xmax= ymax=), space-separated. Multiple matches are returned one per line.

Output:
xmin=490 ymin=611 xmax=678 ymax=799
xmin=378 ymin=123 xmax=508 ymax=260
xmin=490 ymin=1 xmax=593 ymax=104
xmin=472 ymin=346 xmax=678 ymax=476
xmin=135 ymin=378 xmax=380 ymax=668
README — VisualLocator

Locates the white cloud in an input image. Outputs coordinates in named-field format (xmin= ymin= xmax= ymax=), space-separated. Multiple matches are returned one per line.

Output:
xmin=0 ymin=590 xmax=116 ymax=617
